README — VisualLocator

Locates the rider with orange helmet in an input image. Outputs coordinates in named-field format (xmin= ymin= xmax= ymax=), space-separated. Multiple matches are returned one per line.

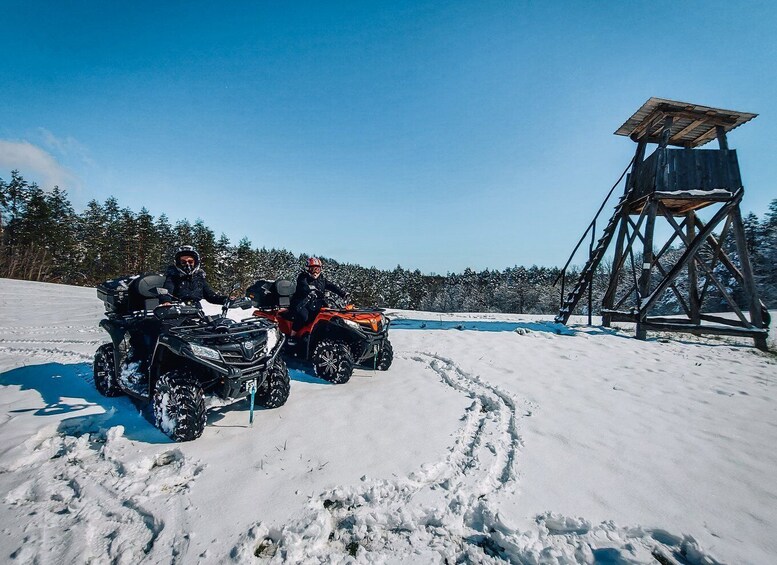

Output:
xmin=289 ymin=257 xmax=349 ymax=337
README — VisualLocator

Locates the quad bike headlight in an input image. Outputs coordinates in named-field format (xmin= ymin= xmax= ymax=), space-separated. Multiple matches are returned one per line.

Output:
xmin=342 ymin=319 xmax=360 ymax=330
xmin=190 ymin=344 xmax=221 ymax=361
xmin=265 ymin=328 xmax=279 ymax=354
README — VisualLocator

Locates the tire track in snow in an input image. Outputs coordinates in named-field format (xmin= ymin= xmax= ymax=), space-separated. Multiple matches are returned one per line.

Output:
xmin=232 ymin=352 xmax=725 ymax=564
xmin=419 ymin=352 xmax=525 ymax=496
xmin=0 ymin=324 xmax=100 ymax=336
xmin=0 ymin=344 xmax=94 ymax=363
xmin=0 ymin=338 xmax=104 ymax=346
xmin=231 ymin=351 xmax=532 ymax=563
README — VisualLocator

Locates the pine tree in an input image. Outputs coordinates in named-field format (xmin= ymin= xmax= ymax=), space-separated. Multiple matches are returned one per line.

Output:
xmin=756 ymin=200 xmax=777 ymax=306
xmin=232 ymin=237 xmax=257 ymax=292
xmin=192 ymin=220 xmax=217 ymax=274
xmin=175 ymin=219 xmax=193 ymax=248
xmin=135 ymin=207 xmax=158 ymax=273
xmin=118 ymin=207 xmax=138 ymax=274
xmin=0 ymin=170 xmax=31 ymax=277
xmin=76 ymin=200 xmax=108 ymax=283
xmin=155 ymin=213 xmax=176 ymax=269
xmin=14 ymin=183 xmax=52 ymax=280
xmin=210 ymin=233 xmax=234 ymax=287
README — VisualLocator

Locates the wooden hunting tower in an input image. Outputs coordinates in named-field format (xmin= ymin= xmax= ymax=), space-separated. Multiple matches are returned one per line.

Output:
xmin=556 ymin=97 xmax=769 ymax=350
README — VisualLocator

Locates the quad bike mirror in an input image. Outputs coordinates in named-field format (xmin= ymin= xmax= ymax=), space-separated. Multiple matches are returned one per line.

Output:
xmin=325 ymin=293 xmax=351 ymax=309
xmin=230 ymin=297 xmax=253 ymax=310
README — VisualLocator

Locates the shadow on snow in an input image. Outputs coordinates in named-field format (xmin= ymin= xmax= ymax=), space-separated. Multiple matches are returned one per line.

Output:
xmin=0 ymin=360 xmax=347 ymax=444
xmin=0 ymin=362 xmax=171 ymax=444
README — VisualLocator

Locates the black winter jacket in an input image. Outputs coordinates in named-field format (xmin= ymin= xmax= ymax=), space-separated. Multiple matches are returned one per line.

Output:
xmin=160 ymin=266 xmax=228 ymax=305
xmin=290 ymin=271 xmax=346 ymax=308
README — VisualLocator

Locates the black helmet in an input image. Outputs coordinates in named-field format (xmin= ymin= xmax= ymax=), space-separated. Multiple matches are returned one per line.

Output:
xmin=175 ymin=245 xmax=201 ymax=275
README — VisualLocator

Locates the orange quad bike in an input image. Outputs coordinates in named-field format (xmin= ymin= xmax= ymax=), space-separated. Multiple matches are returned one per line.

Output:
xmin=247 ymin=279 xmax=393 ymax=384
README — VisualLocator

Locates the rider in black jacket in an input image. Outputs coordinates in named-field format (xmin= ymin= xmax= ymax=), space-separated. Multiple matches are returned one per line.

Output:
xmin=160 ymin=245 xmax=230 ymax=305
xmin=289 ymin=257 xmax=349 ymax=337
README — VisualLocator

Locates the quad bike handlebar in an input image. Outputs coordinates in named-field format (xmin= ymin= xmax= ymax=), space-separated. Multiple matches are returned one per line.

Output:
xmin=153 ymin=295 xmax=253 ymax=322
xmin=154 ymin=303 xmax=202 ymax=320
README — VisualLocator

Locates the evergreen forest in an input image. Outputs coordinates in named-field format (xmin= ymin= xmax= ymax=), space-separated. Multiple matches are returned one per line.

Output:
xmin=2 ymin=170 xmax=775 ymax=315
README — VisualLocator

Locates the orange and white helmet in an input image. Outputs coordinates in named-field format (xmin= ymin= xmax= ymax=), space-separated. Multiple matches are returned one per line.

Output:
xmin=307 ymin=257 xmax=322 ymax=273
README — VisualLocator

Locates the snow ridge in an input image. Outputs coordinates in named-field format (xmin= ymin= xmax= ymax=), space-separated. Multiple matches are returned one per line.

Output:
xmin=2 ymin=418 xmax=204 ymax=564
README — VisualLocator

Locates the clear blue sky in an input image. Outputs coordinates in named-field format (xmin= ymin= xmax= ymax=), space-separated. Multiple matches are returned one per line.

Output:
xmin=1 ymin=1 xmax=776 ymax=274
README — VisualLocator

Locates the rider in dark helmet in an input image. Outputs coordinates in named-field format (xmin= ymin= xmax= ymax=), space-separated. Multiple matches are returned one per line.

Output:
xmin=288 ymin=257 xmax=349 ymax=338
xmin=160 ymin=245 xmax=231 ymax=305
xmin=125 ymin=246 xmax=232 ymax=378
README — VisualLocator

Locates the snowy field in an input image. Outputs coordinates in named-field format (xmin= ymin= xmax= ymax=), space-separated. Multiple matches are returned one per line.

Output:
xmin=0 ymin=278 xmax=775 ymax=564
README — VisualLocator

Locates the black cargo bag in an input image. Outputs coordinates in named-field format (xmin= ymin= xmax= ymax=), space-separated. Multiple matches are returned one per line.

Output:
xmin=97 ymin=273 xmax=166 ymax=315
xmin=97 ymin=275 xmax=136 ymax=314
xmin=247 ymin=279 xmax=296 ymax=308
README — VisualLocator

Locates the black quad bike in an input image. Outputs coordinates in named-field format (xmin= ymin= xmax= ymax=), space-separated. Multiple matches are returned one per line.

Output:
xmin=95 ymin=273 xmax=289 ymax=441
xmin=249 ymin=279 xmax=393 ymax=384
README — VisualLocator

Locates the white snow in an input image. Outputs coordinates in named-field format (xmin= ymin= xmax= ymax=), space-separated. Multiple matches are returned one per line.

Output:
xmin=0 ymin=277 xmax=775 ymax=564
xmin=653 ymin=189 xmax=733 ymax=198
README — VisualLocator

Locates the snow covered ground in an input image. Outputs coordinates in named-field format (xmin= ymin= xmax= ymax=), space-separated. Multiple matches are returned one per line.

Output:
xmin=0 ymin=277 xmax=775 ymax=564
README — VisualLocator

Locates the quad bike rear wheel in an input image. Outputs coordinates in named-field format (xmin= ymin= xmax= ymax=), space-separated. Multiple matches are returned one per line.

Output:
xmin=255 ymin=356 xmax=291 ymax=408
xmin=153 ymin=369 xmax=206 ymax=442
xmin=312 ymin=339 xmax=353 ymax=384
xmin=93 ymin=343 xmax=124 ymax=397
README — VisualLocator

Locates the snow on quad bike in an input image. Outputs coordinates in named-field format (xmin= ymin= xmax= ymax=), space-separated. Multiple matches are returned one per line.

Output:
xmin=94 ymin=273 xmax=289 ymax=441
xmin=248 ymin=279 xmax=393 ymax=385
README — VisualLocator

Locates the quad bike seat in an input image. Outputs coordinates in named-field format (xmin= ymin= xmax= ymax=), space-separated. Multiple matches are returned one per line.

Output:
xmin=274 ymin=280 xmax=295 ymax=308
xmin=128 ymin=274 xmax=166 ymax=314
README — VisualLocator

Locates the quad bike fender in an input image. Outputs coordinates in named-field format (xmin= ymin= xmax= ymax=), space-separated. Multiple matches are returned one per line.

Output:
xmin=99 ymin=318 xmax=128 ymax=349
xmin=153 ymin=335 xmax=235 ymax=376
xmin=150 ymin=334 xmax=285 ymax=399
xmin=308 ymin=319 xmax=363 ymax=356
xmin=149 ymin=342 xmax=230 ymax=398
xmin=99 ymin=319 xmax=128 ymax=378
xmin=352 ymin=334 xmax=391 ymax=363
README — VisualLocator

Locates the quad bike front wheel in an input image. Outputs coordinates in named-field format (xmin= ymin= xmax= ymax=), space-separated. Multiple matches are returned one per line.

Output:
xmin=153 ymin=369 xmax=206 ymax=442
xmin=93 ymin=343 xmax=124 ymax=397
xmin=374 ymin=340 xmax=393 ymax=371
xmin=255 ymin=356 xmax=290 ymax=408
xmin=312 ymin=339 xmax=353 ymax=384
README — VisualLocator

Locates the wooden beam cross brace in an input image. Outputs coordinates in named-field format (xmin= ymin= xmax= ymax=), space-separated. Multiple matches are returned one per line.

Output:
xmin=698 ymin=213 xmax=734 ymax=305
xmin=639 ymin=189 xmax=743 ymax=314
xmin=654 ymin=200 xmax=750 ymax=325
xmin=627 ymin=206 xmax=693 ymax=317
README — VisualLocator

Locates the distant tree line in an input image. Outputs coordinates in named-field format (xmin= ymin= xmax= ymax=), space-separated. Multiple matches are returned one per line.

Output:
xmin=1 ymin=170 xmax=775 ymax=314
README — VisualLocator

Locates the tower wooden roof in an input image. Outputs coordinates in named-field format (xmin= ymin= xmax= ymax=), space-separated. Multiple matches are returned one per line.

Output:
xmin=615 ymin=98 xmax=757 ymax=148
